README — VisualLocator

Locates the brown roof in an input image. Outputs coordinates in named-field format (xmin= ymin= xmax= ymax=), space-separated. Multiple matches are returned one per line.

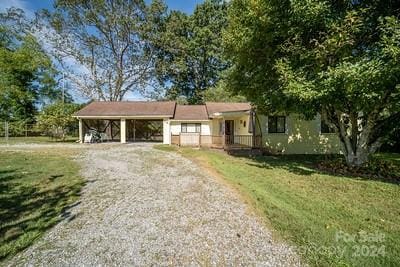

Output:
xmin=74 ymin=101 xmax=176 ymax=117
xmin=205 ymin=102 xmax=251 ymax=116
xmin=74 ymin=101 xmax=252 ymax=119
xmin=173 ymin=105 xmax=209 ymax=120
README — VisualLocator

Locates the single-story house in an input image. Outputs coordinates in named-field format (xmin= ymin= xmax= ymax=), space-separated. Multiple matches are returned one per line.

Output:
xmin=74 ymin=101 xmax=341 ymax=154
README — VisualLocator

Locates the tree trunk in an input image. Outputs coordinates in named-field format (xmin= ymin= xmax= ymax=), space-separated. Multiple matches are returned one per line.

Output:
xmin=335 ymin=111 xmax=375 ymax=167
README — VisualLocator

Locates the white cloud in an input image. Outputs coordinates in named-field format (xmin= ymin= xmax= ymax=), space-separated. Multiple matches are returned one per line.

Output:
xmin=0 ymin=0 xmax=33 ymax=16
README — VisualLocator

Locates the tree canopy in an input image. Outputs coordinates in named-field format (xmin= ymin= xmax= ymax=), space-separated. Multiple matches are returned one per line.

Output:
xmin=0 ymin=10 xmax=58 ymax=123
xmin=39 ymin=0 xmax=166 ymax=101
xmin=155 ymin=0 xmax=229 ymax=104
xmin=224 ymin=0 xmax=400 ymax=166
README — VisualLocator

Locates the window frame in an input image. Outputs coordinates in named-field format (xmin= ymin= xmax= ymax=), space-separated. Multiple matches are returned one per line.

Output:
xmin=181 ymin=123 xmax=201 ymax=133
xmin=267 ymin=116 xmax=286 ymax=134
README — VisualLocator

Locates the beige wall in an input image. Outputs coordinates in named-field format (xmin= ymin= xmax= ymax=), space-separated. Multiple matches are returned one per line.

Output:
xmin=259 ymin=114 xmax=342 ymax=154
xmin=211 ymin=119 xmax=221 ymax=136
xmin=233 ymin=115 xmax=251 ymax=135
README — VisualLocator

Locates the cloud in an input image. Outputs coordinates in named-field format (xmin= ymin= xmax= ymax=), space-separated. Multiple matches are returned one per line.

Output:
xmin=0 ymin=0 xmax=33 ymax=17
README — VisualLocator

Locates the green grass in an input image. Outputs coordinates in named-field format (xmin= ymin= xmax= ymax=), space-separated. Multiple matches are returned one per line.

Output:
xmin=0 ymin=136 xmax=78 ymax=144
xmin=0 ymin=148 xmax=84 ymax=261
xmin=375 ymin=153 xmax=400 ymax=166
xmin=155 ymin=145 xmax=400 ymax=266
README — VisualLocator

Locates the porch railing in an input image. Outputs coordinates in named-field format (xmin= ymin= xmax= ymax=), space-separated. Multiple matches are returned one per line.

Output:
xmin=171 ymin=133 xmax=262 ymax=148
xmin=225 ymin=135 xmax=262 ymax=148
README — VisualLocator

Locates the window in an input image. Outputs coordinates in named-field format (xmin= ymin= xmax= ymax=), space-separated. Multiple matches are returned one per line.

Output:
xmin=268 ymin=116 xmax=286 ymax=133
xmin=321 ymin=118 xmax=336 ymax=134
xmin=181 ymin=123 xmax=201 ymax=133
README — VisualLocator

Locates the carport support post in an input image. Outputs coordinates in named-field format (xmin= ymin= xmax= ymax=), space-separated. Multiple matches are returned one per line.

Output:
xmin=120 ymin=118 xmax=126 ymax=143
xmin=78 ymin=119 xmax=83 ymax=143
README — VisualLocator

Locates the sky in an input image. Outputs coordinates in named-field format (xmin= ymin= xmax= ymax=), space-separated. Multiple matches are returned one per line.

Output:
xmin=0 ymin=0 xmax=204 ymax=102
xmin=0 ymin=0 xmax=203 ymax=15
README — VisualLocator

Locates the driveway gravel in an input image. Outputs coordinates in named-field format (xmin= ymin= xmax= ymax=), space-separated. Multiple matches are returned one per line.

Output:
xmin=6 ymin=143 xmax=302 ymax=266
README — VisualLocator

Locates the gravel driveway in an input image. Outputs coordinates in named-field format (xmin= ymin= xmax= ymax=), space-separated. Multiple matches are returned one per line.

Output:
xmin=7 ymin=143 xmax=302 ymax=266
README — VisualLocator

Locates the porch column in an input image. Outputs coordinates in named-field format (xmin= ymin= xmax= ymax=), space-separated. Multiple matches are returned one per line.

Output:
xmin=120 ymin=118 xmax=126 ymax=143
xmin=78 ymin=119 xmax=83 ymax=143
xmin=222 ymin=118 xmax=226 ymax=149
xmin=163 ymin=118 xmax=170 ymax=144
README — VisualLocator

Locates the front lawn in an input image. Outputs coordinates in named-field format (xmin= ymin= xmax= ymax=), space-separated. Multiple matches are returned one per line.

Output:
xmin=0 ymin=148 xmax=84 ymax=260
xmin=156 ymin=145 xmax=400 ymax=267
xmin=0 ymin=136 xmax=78 ymax=144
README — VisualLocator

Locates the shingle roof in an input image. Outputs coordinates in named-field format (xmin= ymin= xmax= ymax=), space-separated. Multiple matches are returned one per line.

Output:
xmin=74 ymin=101 xmax=176 ymax=117
xmin=74 ymin=101 xmax=252 ymax=119
xmin=173 ymin=105 xmax=209 ymax=120
xmin=205 ymin=102 xmax=251 ymax=116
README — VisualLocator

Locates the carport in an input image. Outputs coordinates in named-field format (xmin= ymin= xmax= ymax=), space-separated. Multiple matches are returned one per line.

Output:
xmin=74 ymin=101 xmax=176 ymax=143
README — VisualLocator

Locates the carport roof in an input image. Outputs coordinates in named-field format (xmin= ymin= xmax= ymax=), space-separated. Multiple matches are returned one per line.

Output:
xmin=74 ymin=101 xmax=176 ymax=117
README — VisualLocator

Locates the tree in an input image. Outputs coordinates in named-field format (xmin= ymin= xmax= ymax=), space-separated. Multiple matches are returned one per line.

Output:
xmin=36 ymin=101 xmax=81 ymax=139
xmin=0 ymin=9 xmax=58 ymax=123
xmin=224 ymin=0 xmax=400 ymax=166
xmin=202 ymin=80 xmax=246 ymax=102
xmin=155 ymin=0 xmax=229 ymax=104
xmin=38 ymin=0 xmax=166 ymax=101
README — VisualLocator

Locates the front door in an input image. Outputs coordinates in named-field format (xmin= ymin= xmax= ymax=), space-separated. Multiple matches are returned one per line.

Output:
xmin=225 ymin=120 xmax=234 ymax=145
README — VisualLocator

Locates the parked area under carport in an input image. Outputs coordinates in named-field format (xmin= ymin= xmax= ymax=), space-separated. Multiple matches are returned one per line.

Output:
xmin=74 ymin=101 xmax=176 ymax=144
xmin=79 ymin=119 xmax=163 ymax=143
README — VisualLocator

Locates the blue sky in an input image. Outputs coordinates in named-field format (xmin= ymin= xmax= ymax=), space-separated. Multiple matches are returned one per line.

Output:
xmin=0 ymin=0 xmax=204 ymax=102
xmin=0 ymin=0 xmax=204 ymax=14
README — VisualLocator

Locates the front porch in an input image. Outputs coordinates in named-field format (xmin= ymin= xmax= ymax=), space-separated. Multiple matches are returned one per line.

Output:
xmin=171 ymin=133 xmax=262 ymax=149
xmin=171 ymin=109 xmax=262 ymax=150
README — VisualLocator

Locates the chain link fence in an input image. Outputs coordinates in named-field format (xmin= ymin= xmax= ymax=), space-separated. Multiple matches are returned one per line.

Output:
xmin=0 ymin=121 xmax=79 ymax=143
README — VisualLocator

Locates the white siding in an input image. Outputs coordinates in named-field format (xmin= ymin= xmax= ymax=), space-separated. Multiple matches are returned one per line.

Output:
xmin=201 ymin=122 xmax=211 ymax=135
xmin=169 ymin=121 xmax=211 ymax=135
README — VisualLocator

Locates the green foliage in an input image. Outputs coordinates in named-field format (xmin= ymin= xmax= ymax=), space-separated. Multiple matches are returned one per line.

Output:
xmin=0 ymin=10 xmax=59 ymax=122
xmin=224 ymin=0 xmax=400 ymax=165
xmin=202 ymin=80 xmax=247 ymax=102
xmin=36 ymin=102 xmax=81 ymax=139
xmin=155 ymin=0 xmax=229 ymax=104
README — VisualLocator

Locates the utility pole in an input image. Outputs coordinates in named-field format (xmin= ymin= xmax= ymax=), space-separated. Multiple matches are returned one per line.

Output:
xmin=62 ymin=73 xmax=65 ymax=104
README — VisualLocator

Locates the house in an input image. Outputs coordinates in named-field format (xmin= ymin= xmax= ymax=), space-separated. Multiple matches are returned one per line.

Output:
xmin=74 ymin=101 xmax=341 ymax=154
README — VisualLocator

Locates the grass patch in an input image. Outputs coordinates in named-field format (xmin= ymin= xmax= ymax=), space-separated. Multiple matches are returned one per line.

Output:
xmin=0 ymin=136 xmax=78 ymax=144
xmin=0 ymin=148 xmax=84 ymax=261
xmin=155 ymin=145 xmax=400 ymax=266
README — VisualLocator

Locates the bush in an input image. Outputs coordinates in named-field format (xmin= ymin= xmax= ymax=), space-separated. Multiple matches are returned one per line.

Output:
xmin=317 ymin=157 xmax=399 ymax=182
xmin=36 ymin=102 xmax=81 ymax=140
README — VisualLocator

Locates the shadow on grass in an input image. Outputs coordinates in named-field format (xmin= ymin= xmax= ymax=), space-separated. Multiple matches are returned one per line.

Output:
xmin=0 ymin=169 xmax=85 ymax=260
xmin=234 ymin=154 xmax=400 ymax=185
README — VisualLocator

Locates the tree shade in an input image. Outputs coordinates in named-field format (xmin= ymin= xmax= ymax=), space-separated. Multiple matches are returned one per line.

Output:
xmin=224 ymin=0 xmax=400 ymax=166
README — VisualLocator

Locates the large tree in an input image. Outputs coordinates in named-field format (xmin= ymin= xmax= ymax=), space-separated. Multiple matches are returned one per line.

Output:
xmin=224 ymin=0 xmax=400 ymax=166
xmin=155 ymin=0 xmax=229 ymax=104
xmin=39 ymin=0 xmax=166 ymax=101
xmin=0 ymin=9 xmax=58 ymax=123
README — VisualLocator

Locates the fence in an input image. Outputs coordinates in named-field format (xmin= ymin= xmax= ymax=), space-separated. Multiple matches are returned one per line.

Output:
xmin=0 ymin=121 xmax=79 ymax=142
